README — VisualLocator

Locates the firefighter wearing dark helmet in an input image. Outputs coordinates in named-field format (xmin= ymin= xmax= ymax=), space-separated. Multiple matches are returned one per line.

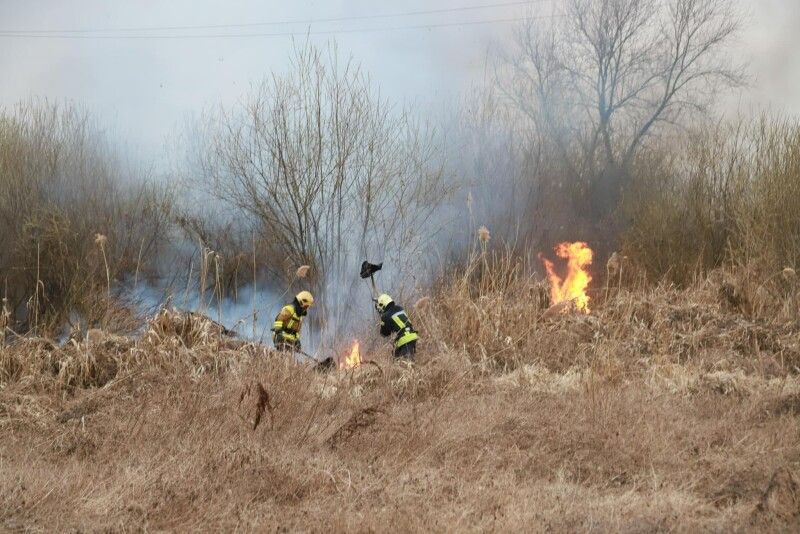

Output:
xmin=272 ymin=290 xmax=314 ymax=351
xmin=375 ymin=294 xmax=419 ymax=359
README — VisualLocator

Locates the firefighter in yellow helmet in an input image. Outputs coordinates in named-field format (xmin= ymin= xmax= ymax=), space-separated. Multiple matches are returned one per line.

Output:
xmin=375 ymin=293 xmax=419 ymax=359
xmin=272 ymin=290 xmax=314 ymax=351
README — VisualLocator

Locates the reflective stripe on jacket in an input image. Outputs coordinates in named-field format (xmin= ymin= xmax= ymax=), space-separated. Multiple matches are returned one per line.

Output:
xmin=379 ymin=303 xmax=419 ymax=348
xmin=273 ymin=303 xmax=304 ymax=343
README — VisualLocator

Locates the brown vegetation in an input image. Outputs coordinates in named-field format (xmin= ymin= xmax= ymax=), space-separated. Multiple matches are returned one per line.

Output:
xmin=0 ymin=6 xmax=797 ymax=530
xmin=624 ymin=116 xmax=800 ymax=286
xmin=0 ymin=100 xmax=173 ymax=334
xmin=1 ymin=255 xmax=798 ymax=531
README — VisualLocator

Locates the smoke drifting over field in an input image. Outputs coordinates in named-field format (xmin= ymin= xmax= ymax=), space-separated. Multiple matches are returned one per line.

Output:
xmin=1 ymin=0 xmax=797 ymax=164
xmin=0 ymin=0 xmax=511 ymax=163
xmin=0 ymin=0 xmax=798 ymax=343
xmin=3 ymin=2 xmax=800 ymax=531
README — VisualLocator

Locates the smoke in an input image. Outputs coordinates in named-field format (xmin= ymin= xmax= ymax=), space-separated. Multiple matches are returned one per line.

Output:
xmin=0 ymin=0 xmax=515 ymax=167
xmin=431 ymin=87 xmax=544 ymax=260
xmin=126 ymin=231 xmax=390 ymax=354
xmin=123 ymin=279 xmax=284 ymax=340
xmin=5 ymin=0 xmax=800 ymax=348
xmin=730 ymin=0 xmax=800 ymax=116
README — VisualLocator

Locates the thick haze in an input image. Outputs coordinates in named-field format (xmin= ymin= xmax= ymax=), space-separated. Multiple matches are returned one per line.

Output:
xmin=0 ymin=0 xmax=798 ymax=166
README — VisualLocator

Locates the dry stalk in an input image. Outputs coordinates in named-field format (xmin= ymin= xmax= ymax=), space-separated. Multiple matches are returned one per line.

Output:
xmin=605 ymin=252 xmax=622 ymax=302
xmin=252 ymin=229 xmax=257 ymax=339
xmin=34 ymin=242 xmax=40 ymax=331
xmin=478 ymin=226 xmax=491 ymax=295
xmin=199 ymin=245 xmax=212 ymax=312
xmin=183 ymin=260 xmax=194 ymax=310
xmin=95 ymin=233 xmax=111 ymax=298
xmin=134 ymin=237 xmax=144 ymax=290
xmin=1 ymin=297 xmax=9 ymax=347
xmin=214 ymin=253 xmax=223 ymax=329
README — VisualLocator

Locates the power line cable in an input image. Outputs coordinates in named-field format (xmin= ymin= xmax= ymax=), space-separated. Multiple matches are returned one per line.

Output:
xmin=0 ymin=0 xmax=555 ymax=35
xmin=0 ymin=14 xmax=563 ymax=40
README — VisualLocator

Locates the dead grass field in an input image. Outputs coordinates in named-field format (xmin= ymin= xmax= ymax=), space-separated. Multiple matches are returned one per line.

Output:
xmin=2 ymin=271 xmax=800 ymax=532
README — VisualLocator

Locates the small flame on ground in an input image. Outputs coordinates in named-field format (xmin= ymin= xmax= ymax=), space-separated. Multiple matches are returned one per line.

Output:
xmin=340 ymin=340 xmax=362 ymax=370
xmin=538 ymin=241 xmax=594 ymax=313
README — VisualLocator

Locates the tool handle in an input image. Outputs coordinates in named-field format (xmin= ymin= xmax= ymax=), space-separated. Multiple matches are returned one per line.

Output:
xmin=294 ymin=349 xmax=318 ymax=363
xmin=369 ymin=275 xmax=378 ymax=297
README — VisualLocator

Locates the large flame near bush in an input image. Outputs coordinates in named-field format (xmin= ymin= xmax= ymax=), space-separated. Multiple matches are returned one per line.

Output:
xmin=339 ymin=340 xmax=362 ymax=370
xmin=539 ymin=242 xmax=594 ymax=312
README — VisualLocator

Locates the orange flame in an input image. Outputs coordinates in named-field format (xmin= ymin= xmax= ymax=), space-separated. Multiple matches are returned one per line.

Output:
xmin=539 ymin=241 xmax=593 ymax=312
xmin=339 ymin=340 xmax=362 ymax=370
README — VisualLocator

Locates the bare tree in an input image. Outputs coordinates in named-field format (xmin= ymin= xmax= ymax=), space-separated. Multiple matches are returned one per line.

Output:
xmin=503 ymin=0 xmax=743 ymax=190
xmin=191 ymin=43 xmax=450 ymax=343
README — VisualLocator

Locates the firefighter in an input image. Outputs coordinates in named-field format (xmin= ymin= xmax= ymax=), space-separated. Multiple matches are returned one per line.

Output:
xmin=375 ymin=293 xmax=419 ymax=359
xmin=272 ymin=290 xmax=314 ymax=351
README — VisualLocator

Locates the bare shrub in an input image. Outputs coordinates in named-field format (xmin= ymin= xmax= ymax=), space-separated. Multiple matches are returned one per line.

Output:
xmin=623 ymin=115 xmax=800 ymax=305
xmin=732 ymin=117 xmax=800 ymax=272
xmin=0 ymin=100 xmax=174 ymax=335
xmin=189 ymin=42 xmax=450 ymax=343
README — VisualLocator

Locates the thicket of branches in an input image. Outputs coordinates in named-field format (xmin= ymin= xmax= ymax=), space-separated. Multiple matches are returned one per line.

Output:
xmin=0 ymin=101 xmax=173 ymax=334
xmin=623 ymin=115 xmax=800 ymax=283
xmin=188 ymin=44 xmax=450 ymax=341
xmin=457 ymin=0 xmax=745 ymax=258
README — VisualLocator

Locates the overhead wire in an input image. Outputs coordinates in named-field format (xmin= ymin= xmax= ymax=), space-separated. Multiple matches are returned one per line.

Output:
xmin=0 ymin=0 xmax=554 ymax=35
xmin=0 ymin=2 xmax=561 ymax=40
xmin=0 ymin=15 xmax=564 ymax=40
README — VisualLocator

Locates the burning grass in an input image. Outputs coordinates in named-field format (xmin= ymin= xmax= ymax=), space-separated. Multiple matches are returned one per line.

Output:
xmin=1 ymin=264 xmax=799 ymax=531
xmin=339 ymin=340 xmax=362 ymax=370
xmin=539 ymin=241 xmax=594 ymax=312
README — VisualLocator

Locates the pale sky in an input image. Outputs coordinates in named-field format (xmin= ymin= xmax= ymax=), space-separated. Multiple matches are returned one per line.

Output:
xmin=0 ymin=0 xmax=798 ymax=164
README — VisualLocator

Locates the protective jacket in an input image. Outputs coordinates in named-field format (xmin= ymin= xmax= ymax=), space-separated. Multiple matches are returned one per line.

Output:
xmin=272 ymin=297 xmax=307 ymax=348
xmin=379 ymin=302 xmax=419 ymax=349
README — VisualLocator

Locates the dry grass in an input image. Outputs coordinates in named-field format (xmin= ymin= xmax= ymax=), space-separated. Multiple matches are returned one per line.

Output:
xmin=0 ymin=100 xmax=174 ymax=335
xmin=623 ymin=116 xmax=800 ymax=286
xmin=1 ymin=261 xmax=799 ymax=532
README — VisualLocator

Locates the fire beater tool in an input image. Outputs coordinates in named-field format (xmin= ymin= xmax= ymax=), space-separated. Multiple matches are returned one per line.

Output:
xmin=360 ymin=260 xmax=382 ymax=299
xmin=295 ymin=348 xmax=334 ymax=372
